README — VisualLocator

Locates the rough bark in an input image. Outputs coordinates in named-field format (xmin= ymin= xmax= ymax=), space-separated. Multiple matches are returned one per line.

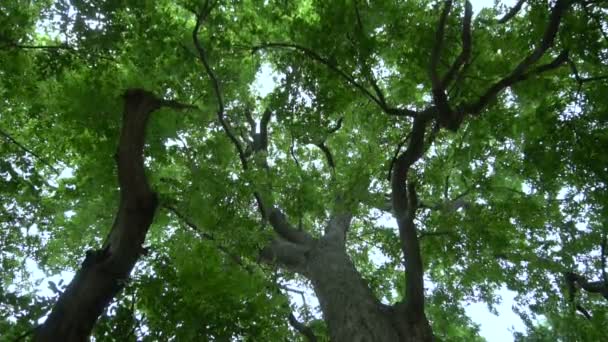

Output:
xmin=34 ymin=89 xmax=164 ymax=341
xmin=301 ymin=236 xmax=432 ymax=342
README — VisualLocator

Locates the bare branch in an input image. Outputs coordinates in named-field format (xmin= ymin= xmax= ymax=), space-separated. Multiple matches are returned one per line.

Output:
xmin=429 ymin=0 xmax=473 ymax=131
xmin=391 ymin=111 xmax=433 ymax=218
xmin=576 ymin=304 xmax=592 ymax=320
xmin=386 ymin=133 xmax=411 ymax=182
xmin=189 ymin=5 xmax=310 ymax=247
xmin=328 ymin=117 xmax=343 ymax=134
xmin=353 ymin=1 xmax=391 ymax=110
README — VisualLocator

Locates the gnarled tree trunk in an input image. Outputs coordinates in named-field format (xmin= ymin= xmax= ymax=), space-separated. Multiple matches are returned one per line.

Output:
xmin=34 ymin=89 xmax=178 ymax=341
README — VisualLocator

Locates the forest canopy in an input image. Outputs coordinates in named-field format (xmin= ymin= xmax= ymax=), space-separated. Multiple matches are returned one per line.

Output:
xmin=1 ymin=0 xmax=607 ymax=341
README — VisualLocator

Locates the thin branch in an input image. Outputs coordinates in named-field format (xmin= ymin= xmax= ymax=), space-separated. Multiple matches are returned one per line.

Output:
xmin=189 ymin=4 xmax=248 ymax=169
xmin=464 ymin=0 xmax=572 ymax=116
xmin=0 ymin=127 xmax=60 ymax=174
xmin=429 ymin=0 xmax=455 ymax=128
xmin=576 ymin=304 xmax=592 ymax=320
xmin=353 ymin=1 xmax=389 ymax=109
xmin=386 ymin=132 xmax=411 ymax=182
xmin=497 ymin=0 xmax=526 ymax=24
xmin=253 ymin=43 xmax=417 ymax=118
xmin=419 ymin=230 xmax=456 ymax=238
xmin=441 ymin=1 xmax=473 ymax=89
xmin=162 ymin=203 xmax=254 ymax=272
xmin=315 ymin=142 xmax=335 ymax=170
xmin=289 ymin=136 xmax=302 ymax=171
xmin=601 ymin=233 xmax=607 ymax=283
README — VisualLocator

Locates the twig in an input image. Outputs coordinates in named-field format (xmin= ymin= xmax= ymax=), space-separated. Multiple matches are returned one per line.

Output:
xmin=189 ymin=3 xmax=249 ymax=169
xmin=253 ymin=43 xmax=417 ymax=118
xmin=0 ymin=127 xmax=60 ymax=174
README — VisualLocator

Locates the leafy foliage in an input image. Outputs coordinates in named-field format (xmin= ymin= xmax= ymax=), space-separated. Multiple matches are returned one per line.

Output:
xmin=1 ymin=0 xmax=607 ymax=340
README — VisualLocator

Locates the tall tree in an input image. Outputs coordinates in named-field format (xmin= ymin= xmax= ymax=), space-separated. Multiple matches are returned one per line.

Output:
xmin=1 ymin=0 xmax=607 ymax=341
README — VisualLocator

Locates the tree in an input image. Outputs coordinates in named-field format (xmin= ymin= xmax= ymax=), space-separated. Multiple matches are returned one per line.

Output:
xmin=1 ymin=0 xmax=607 ymax=341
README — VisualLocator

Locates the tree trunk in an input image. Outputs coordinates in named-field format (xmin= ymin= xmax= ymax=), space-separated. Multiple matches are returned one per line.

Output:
xmin=302 ymin=238 xmax=433 ymax=342
xmin=34 ymin=89 xmax=164 ymax=341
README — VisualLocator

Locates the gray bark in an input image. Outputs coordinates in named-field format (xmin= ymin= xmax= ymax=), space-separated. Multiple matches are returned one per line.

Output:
xmin=268 ymin=233 xmax=434 ymax=342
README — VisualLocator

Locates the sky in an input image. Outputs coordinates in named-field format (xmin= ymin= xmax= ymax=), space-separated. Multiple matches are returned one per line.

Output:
xmin=23 ymin=0 xmax=532 ymax=340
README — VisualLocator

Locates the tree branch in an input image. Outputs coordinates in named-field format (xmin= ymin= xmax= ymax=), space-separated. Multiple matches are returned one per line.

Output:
xmin=390 ymin=111 xmax=433 ymax=316
xmin=253 ymin=43 xmax=418 ymax=118
xmin=602 ymin=233 xmax=607 ymax=283
xmin=497 ymin=0 xmax=526 ymax=24
xmin=269 ymin=209 xmax=314 ymax=245
xmin=0 ymin=127 xmax=60 ymax=174
xmin=463 ymin=0 xmax=572 ymax=116
xmin=259 ymin=238 xmax=309 ymax=271
xmin=429 ymin=0 xmax=456 ymax=130
xmin=566 ymin=272 xmax=608 ymax=301
xmin=441 ymin=1 xmax=473 ymax=89
xmin=189 ymin=3 xmax=248 ymax=169
xmin=162 ymin=203 xmax=256 ymax=273
xmin=288 ymin=313 xmax=318 ymax=342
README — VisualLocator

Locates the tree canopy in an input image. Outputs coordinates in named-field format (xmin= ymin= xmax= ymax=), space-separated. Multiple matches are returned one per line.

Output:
xmin=1 ymin=0 xmax=607 ymax=341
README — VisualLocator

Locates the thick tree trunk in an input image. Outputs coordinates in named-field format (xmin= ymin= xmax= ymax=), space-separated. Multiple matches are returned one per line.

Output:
xmin=34 ymin=89 xmax=164 ymax=341
xmin=302 ymin=239 xmax=433 ymax=342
